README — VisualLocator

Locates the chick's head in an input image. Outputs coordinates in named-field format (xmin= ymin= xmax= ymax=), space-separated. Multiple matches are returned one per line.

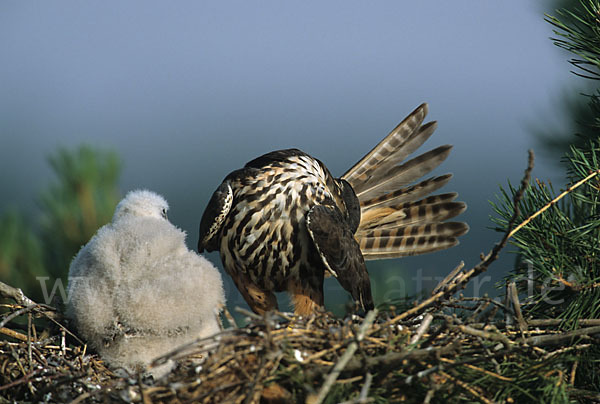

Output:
xmin=113 ymin=189 xmax=169 ymax=222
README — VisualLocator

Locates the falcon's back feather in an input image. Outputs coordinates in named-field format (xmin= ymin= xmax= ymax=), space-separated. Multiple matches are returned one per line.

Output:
xmin=343 ymin=104 xmax=468 ymax=260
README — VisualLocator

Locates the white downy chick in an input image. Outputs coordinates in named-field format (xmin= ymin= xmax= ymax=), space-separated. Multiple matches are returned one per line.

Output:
xmin=66 ymin=189 xmax=225 ymax=376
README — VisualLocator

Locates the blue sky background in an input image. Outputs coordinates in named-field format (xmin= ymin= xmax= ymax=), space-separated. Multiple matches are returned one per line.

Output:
xmin=0 ymin=1 xmax=582 ymax=309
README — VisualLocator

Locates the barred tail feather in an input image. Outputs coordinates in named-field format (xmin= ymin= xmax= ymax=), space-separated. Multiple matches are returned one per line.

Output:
xmin=342 ymin=103 xmax=430 ymax=188
xmin=374 ymin=121 xmax=438 ymax=174
xmin=360 ymin=194 xmax=466 ymax=230
xmin=359 ymin=174 xmax=453 ymax=209
xmin=358 ymin=222 xmax=469 ymax=240
xmin=360 ymin=236 xmax=460 ymax=260
xmin=354 ymin=145 xmax=452 ymax=201
xmin=357 ymin=222 xmax=469 ymax=260
xmin=348 ymin=122 xmax=439 ymax=196
xmin=343 ymin=103 xmax=468 ymax=260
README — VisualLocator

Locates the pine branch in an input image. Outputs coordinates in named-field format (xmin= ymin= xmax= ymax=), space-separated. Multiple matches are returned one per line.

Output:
xmin=378 ymin=151 xmax=535 ymax=330
xmin=546 ymin=0 xmax=600 ymax=80
xmin=507 ymin=169 xmax=600 ymax=238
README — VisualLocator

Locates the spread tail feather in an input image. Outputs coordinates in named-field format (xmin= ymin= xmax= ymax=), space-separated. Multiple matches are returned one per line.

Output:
xmin=358 ymin=174 xmax=453 ymax=209
xmin=353 ymin=145 xmax=452 ymax=200
xmin=342 ymin=103 xmax=430 ymax=187
xmin=343 ymin=104 xmax=468 ymax=261
xmin=358 ymin=222 xmax=469 ymax=259
xmin=359 ymin=193 xmax=466 ymax=230
xmin=360 ymin=236 xmax=461 ymax=260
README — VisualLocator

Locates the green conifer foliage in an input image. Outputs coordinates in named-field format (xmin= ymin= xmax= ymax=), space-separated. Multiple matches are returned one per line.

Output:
xmin=493 ymin=0 xmax=600 ymax=393
xmin=493 ymin=144 xmax=600 ymax=324
xmin=538 ymin=0 xmax=600 ymax=155
xmin=39 ymin=145 xmax=121 ymax=280
xmin=0 ymin=145 xmax=121 ymax=302
xmin=0 ymin=211 xmax=46 ymax=301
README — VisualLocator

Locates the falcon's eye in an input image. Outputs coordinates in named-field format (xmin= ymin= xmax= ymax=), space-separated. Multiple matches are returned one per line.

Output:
xmin=161 ymin=208 xmax=168 ymax=219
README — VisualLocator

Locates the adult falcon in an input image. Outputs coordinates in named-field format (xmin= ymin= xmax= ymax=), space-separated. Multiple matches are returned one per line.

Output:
xmin=198 ymin=104 xmax=468 ymax=316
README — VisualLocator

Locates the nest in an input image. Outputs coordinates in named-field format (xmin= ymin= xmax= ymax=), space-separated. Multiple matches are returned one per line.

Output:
xmin=1 ymin=288 xmax=600 ymax=404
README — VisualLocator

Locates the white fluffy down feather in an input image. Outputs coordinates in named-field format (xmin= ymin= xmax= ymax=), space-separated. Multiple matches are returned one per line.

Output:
xmin=66 ymin=189 xmax=225 ymax=375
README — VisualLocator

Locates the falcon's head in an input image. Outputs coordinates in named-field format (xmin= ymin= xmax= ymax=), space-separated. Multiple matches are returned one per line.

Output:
xmin=113 ymin=189 xmax=169 ymax=222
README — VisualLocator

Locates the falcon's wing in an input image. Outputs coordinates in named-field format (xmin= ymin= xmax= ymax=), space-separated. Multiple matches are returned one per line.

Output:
xmin=198 ymin=181 xmax=233 ymax=252
xmin=306 ymin=205 xmax=373 ymax=311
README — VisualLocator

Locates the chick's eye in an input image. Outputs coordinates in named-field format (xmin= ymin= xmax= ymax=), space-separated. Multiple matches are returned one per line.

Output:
xmin=161 ymin=208 xmax=168 ymax=219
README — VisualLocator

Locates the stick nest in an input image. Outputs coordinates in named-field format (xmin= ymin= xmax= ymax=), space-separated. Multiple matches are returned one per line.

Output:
xmin=1 ymin=294 xmax=599 ymax=404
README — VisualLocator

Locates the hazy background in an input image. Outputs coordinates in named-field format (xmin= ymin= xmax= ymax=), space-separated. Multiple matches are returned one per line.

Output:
xmin=0 ymin=1 xmax=580 ymax=310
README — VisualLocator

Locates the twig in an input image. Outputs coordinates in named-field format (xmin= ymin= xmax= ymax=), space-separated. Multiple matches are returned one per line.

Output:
xmin=523 ymin=325 xmax=600 ymax=346
xmin=337 ymin=373 xmax=374 ymax=404
xmin=508 ymin=169 xmax=600 ymax=239
xmin=466 ymin=299 xmax=491 ymax=323
xmin=543 ymin=344 xmax=591 ymax=361
xmin=151 ymin=328 xmax=236 ymax=367
xmin=0 ymin=327 xmax=30 ymax=342
xmin=504 ymin=280 xmax=513 ymax=327
xmin=60 ymin=328 xmax=66 ymax=356
xmin=235 ymin=306 xmax=263 ymax=321
xmin=28 ymin=313 xmax=33 ymax=370
xmin=0 ymin=306 xmax=40 ymax=329
xmin=423 ymin=388 xmax=436 ymax=404
xmin=568 ymin=387 xmax=600 ymax=401
xmin=450 ymin=324 xmax=513 ymax=349
xmin=69 ymin=392 xmax=93 ymax=404
xmin=439 ymin=370 xmax=494 ymax=404
xmin=553 ymin=273 xmax=600 ymax=292
xmin=359 ymin=372 xmax=373 ymax=402
xmin=195 ymin=381 xmax=247 ymax=403
xmin=242 ymin=353 xmax=267 ymax=404
xmin=528 ymin=319 xmax=600 ymax=327
xmin=455 ymin=149 xmax=535 ymax=283
xmin=313 ymin=309 xmax=377 ymax=404
xmin=439 ymin=357 xmax=514 ymax=382
xmin=410 ymin=314 xmax=433 ymax=345
xmin=0 ymin=280 xmax=61 ymax=321
xmin=0 ymin=281 xmax=36 ymax=306
xmin=0 ymin=368 xmax=41 ymax=391
xmin=41 ymin=311 xmax=84 ymax=345
xmin=345 ymin=342 xmax=459 ymax=375
xmin=570 ymin=360 xmax=578 ymax=386
xmin=405 ymin=364 xmax=442 ymax=385
xmin=508 ymin=282 xmax=527 ymax=336
xmin=431 ymin=261 xmax=464 ymax=295
xmin=6 ymin=344 xmax=35 ymax=395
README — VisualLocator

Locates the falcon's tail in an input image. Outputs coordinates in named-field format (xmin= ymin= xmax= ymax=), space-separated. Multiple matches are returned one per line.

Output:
xmin=341 ymin=104 xmax=468 ymax=260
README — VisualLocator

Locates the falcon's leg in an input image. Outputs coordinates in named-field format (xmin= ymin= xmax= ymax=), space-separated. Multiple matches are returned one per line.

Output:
xmin=231 ymin=272 xmax=278 ymax=315
xmin=288 ymin=278 xmax=324 ymax=316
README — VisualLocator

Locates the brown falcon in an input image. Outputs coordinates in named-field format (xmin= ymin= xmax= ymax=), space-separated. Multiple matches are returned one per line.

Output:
xmin=198 ymin=104 xmax=468 ymax=316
